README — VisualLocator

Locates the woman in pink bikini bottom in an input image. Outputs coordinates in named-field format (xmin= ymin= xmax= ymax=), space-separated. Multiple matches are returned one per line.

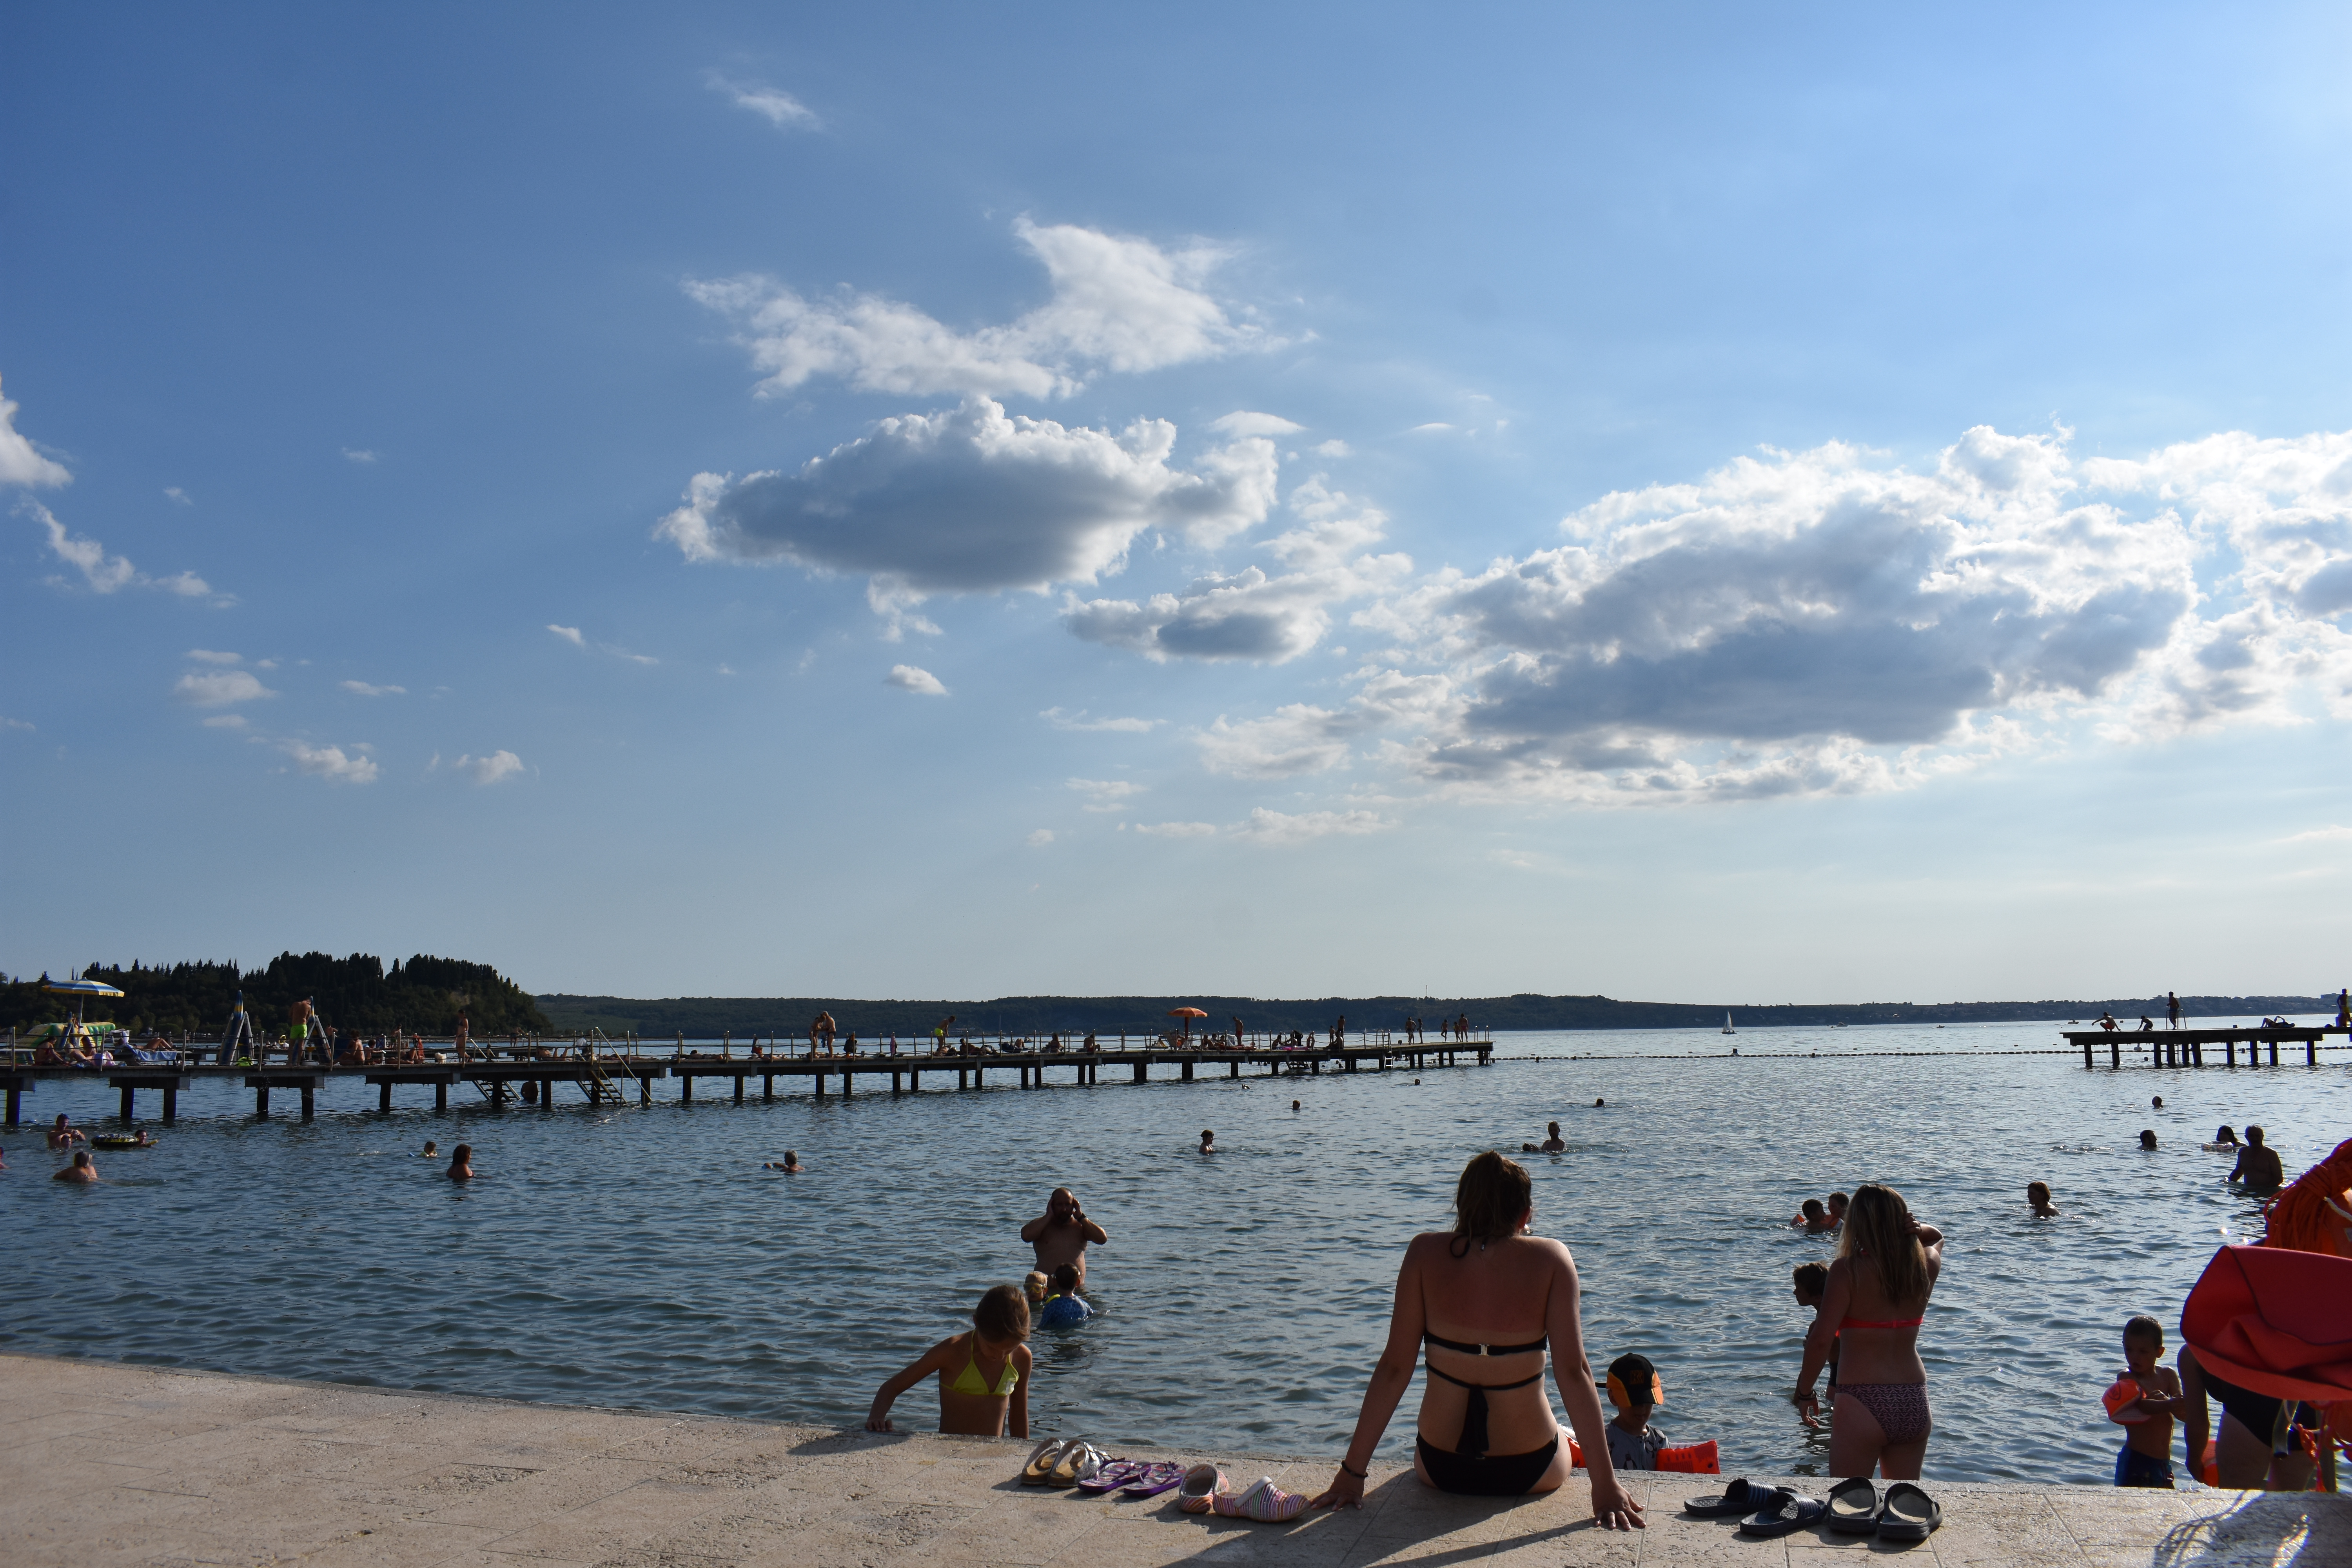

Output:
xmin=1791 ymin=1182 xmax=1945 ymax=1478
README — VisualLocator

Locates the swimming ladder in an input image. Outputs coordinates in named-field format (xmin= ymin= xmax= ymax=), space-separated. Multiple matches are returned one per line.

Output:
xmin=948 ymin=1341 xmax=1018 ymax=1398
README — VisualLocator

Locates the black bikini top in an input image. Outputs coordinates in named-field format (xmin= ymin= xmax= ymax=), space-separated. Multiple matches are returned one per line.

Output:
xmin=1423 ymin=1330 xmax=1548 ymax=1358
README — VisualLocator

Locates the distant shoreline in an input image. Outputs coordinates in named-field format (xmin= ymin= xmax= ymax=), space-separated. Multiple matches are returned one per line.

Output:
xmin=537 ymin=990 xmax=2342 ymax=1039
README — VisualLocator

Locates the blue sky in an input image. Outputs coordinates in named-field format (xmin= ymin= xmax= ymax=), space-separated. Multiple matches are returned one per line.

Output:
xmin=6 ymin=4 xmax=2350 ymax=1003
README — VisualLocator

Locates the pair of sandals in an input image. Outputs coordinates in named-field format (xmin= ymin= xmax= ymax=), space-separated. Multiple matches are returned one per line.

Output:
xmin=1020 ymin=1439 xmax=1183 ymax=1494
xmin=1686 ymin=1476 xmax=1941 ymax=1543
xmin=1176 ymin=1464 xmax=1310 ymax=1523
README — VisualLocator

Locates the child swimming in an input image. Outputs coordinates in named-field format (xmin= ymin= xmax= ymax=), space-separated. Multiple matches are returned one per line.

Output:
xmin=1036 ymin=1262 xmax=1094 ymax=1329
xmin=1603 ymin=1352 xmax=1669 ymax=1471
xmin=2027 ymin=1181 xmax=2059 ymax=1218
xmin=1022 ymin=1271 xmax=1049 ymax=1310
xmin=2107 ymin=1315 xmax=2183 ymax=1488
xmin=1791 ymin=1198 xmax=1835 ymax=1234
xmin=865 ymin=1283 xmax=1032 ymax=1438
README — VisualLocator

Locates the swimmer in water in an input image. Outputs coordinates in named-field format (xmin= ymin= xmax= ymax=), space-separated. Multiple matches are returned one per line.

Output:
xmin=763 ymin=1151 xmax=806 ymax=1171
xmin=2152 ymin=1096 xmax=2164 ymax=1111
xmin=1292 ymin=1100 xmax=1301 ymax=1112
xmin=2027 ymin=1181 xmax=2059 ymax=1218
xmin=865 ymin=1283 xmax=1031 ymax=1438
xmin=1826 ymin=1191 xmax=1849 ymax=1228
xmin=54 ymin=1150 xmax=98 ymax=1183
xmin=1593 ymin=1097 xmax=1605 ymax=1108
xmin=2209 ymin=1125 xmax=2240 ymax=1149
xmin=1199 ymin=1130 xmax=1217 ymax=1154
xmin=2225 ymin=1126 xmax=2283 ymax=1193
xmin=1022 ymin=1271 xmax=1049 ymax=1310
xmin=46 ymin=1114 xmax=85 ymax=1151
xmin=1791 ymin=1198 xmax=1835 ymax=1234
xmin=1522 ymin=1121 xmax=1566 ymax=1153
xmin=422 ymin=1140 xmax=438 ymax=1159
xmin=447 ymin=1143 xmax=476 ymax=1181
xmin=2139 ymin=1130 xmax=2159 ymax=1151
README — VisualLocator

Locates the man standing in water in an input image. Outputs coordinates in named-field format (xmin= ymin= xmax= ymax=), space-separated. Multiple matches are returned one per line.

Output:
xmin=1022 ymin=1188 xmax=1108 ymax=1285
xmin=2227 ymin=1127 xmax=2285 ymax=1194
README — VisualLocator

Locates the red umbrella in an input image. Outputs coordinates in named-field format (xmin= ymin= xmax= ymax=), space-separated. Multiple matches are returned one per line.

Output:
xmin=1168 ymin=1006 xmax=1207 ymax=1042
xmin=2180 ymin=1245 xmax=2352 ymax=1405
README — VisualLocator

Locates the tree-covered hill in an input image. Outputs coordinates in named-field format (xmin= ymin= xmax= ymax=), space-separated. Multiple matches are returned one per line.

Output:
xmin=2 ymin=954 xmax=550 ymax=1037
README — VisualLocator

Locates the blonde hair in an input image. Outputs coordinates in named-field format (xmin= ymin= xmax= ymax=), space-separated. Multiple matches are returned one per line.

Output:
xmin=1453 ymin=1151 xmax=1532 ymax=1245
xmin=1022 ymin=1271 xmax=1048 ymax=1303
xmin=1839 ymin=1183 xmax=1929 ymax=1305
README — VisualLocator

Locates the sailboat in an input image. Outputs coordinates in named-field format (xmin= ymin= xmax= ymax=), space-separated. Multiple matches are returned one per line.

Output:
xmin=1721 ymin=1012 xmax=1736 ymax=1034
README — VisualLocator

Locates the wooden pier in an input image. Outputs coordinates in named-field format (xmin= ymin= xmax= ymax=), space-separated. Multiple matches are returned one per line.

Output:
xmin=0 ymin=1040 xmax=1492 ymax=1123
xmin=2063 ymin=1025 xmax=2347 ymax=1070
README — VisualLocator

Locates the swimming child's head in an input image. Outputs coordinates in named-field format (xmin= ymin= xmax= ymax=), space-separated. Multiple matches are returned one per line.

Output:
xmin=2026 ymin=1180 xmax=2051 ymax=1207
xmin=1201 ymin=1129 xmax=1214 ymax=1144
xmin=1605 ymin=1352 xmax=1662 ymax=1419
xmin=1826 ymin=1191 xmax=1849 ymax=1217
xmin=1022 ymin=1271 xmax=1049 ymax=1304
xmin=1791 ymin=1261 xmax=1827 ymax=1306
xmin=423 ymin=1140 xmax=438 ymax=1157
xmin=2123 ymin=1313 xmax=2165 ymax=1374
xmin=2216 ymin=1125 xmax=2238 ymax=1143
xmin=1800 ymin=1198 xmax=1827 ymax=1223
xmin=1051 ymin=1263 xmax=1081 ymax=1296
xmin=2140 ymin=1130 xmax=2158 ymax=1150
xmin=973 ymin=1283 xmax=1032 ymax=1350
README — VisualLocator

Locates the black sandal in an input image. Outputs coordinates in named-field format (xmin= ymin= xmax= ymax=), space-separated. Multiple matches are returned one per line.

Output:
xmin=1876 ymin=1482 xmax=1941 ymax=1543
xmin=1684 ymin=1477 xmax=1789 ymax=1518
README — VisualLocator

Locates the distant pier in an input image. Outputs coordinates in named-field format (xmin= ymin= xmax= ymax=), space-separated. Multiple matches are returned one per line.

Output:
xmin=2063 ymin=1025 xmax=2347 ymax=1070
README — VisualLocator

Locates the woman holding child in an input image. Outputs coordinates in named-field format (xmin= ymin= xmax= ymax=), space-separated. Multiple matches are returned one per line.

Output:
xmin=1792 ymin=1182 xmax=1944 ymax=1479
xmin=1312 ymin=1151 xmax=1644 ymax=1529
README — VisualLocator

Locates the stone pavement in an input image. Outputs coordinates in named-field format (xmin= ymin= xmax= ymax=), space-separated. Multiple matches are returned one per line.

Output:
xmin=3 ymin=1353 xmax=2346 ymax=1566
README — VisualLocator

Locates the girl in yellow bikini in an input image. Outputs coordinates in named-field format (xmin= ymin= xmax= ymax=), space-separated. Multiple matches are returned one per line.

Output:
xmin=865 ymin=1285 xmax=1032 ymax=1438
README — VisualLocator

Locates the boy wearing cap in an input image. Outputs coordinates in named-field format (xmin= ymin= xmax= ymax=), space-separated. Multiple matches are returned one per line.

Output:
xmin=1604 ymin=1353 xmax=1670 ymax=1472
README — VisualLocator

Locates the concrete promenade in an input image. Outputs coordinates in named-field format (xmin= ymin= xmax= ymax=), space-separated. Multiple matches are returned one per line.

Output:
xmin=3 ymin=1354 xmax=2345 ymax=1567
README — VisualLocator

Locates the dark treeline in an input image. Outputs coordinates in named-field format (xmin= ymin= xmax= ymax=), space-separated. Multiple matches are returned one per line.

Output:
xmin=534 ymin=991 xmax=2344 ymax=1040
xmin=4 ymin=954 xmax=551 ymax=1036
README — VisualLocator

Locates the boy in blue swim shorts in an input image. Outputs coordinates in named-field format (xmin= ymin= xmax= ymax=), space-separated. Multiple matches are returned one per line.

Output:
xmin=2111 ymin=1315 xmax=2184 ymax=1487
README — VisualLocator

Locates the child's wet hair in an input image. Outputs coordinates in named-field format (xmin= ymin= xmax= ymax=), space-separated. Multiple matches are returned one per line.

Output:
xmin=1051 ymin=1263 xmax=1080 ymax=1293
xmin=974 ymin=1283 xmax=1032 ymax=1343
xmin=1792 ymin=1261 xmax=1828 ymax=1297
xmin=2123 ymin=1313 xmax=2164 ymax=1347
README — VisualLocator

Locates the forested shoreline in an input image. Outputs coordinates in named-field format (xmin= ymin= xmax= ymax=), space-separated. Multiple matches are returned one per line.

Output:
xmin=2 ymin=955 xmax=550 ymax=1036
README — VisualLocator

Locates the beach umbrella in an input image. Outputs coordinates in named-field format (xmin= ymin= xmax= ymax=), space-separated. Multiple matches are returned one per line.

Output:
xmin=40 ymin=973 xmax=125 ymax=1045
xmin=1168 ymin=1006 xmax=1207 ymax=1041
xmin=2180 ymin=1244 xmax=2352 ymax=1405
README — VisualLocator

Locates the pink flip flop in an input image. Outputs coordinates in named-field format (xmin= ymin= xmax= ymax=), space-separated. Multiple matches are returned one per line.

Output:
xmin=1077 ymin=1460 xmax=1144 ymax=1493
xmin=1121 ymin=1461 xmax=1185 ymax=1497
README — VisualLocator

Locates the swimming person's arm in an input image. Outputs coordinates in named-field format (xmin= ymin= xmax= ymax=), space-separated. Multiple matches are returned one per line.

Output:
xmin=866 ymin=1338 xmax=951 ymax=1432
xmin=1310 ymin=1240 xmax=1431 ymax=1510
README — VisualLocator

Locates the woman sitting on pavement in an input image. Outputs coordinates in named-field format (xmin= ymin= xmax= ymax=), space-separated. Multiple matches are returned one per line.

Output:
xmin=1792 ymin=1182 xmax=1944 ymax=1479
xmin=1311 ymin=1151 xmax=1642 ymax=1528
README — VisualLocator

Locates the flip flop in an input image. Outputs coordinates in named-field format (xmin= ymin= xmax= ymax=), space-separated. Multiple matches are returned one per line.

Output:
xmin=1738 ymin=1494 xmax=1828 ymax=1537
xmin=1121 ymin=1461 xmax=1185 ymax=1497
xmin=1876 ymin=1482 xmax=1941 ymax=1542
xmin=1051 ymin=1441 xmax=1108 ymax=1487
xmin=1684 ymin=1477 xmax=1789 ymax=1518
xmin=1826 ymin=1476 xmax=1880 ymax=1534
xmin=1214 ymin=1476 xmax=1308 ymax=1523
xmin=1077 ymin=1459 xmax=1143 ymax=1493
xmin=1178 ymin=1463 xmax=1226 ymax=1513
xmin=1022 ymin=1437 xmax=1074 ymax=1485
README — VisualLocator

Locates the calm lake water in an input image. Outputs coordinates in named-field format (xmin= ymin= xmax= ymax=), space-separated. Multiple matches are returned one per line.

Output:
xmin=5 ymin=1020 xmax=2345 ymax=1486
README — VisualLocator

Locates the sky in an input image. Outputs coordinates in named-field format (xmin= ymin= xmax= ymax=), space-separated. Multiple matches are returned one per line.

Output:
xmin=5 ymin=3 xmax=2351 ymax=1005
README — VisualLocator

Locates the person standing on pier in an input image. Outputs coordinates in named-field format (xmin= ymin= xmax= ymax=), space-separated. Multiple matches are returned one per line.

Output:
xmin=288 ymin=998 xmax=314 ymax=1067
xmin=1023 ymin=1188 xmax=1108 ymax=1285
xmin=2166 ymin=993 xmax=2181 ymax=1029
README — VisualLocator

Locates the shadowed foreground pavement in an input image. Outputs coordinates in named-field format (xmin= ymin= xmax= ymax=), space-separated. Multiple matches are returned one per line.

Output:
xmin=3 ymin=1354 xmax=2345 ymax=1566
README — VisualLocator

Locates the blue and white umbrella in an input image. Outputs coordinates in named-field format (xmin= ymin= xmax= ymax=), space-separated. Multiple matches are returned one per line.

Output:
xmin=41 ymin=974 xmax=126 ymax=999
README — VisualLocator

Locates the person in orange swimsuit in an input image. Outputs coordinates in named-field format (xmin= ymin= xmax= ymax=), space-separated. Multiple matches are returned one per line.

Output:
xmin=1792 ymin=1182 xmax=1944 ymax=1478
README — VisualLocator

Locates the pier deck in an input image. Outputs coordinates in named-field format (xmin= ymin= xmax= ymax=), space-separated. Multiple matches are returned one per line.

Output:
xmin=2063 ymin=1025 xmax=2347 ymax=1069
xmin=4 ymin=1353 xmax=2341 ymax=1568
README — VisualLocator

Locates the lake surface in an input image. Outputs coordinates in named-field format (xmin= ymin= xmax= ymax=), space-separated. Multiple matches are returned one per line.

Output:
xmin=5 ymin=1019 xmax=2345 ymax=1486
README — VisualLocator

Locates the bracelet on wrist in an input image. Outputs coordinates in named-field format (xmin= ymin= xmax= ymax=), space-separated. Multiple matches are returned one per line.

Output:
xmin=1338 ymin=1459 xmax=1367 ymax=1480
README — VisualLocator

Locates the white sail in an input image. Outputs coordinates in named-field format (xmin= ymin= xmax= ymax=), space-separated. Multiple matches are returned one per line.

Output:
xmin=1722 ymin=1012 xmax=1736 ymax=1034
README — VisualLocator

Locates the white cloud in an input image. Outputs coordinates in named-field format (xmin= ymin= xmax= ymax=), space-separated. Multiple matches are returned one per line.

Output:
xmin=27 ymin=502 xmax=216 ymax=598
xmin=187 ymin=649 xmax=242 ymax=664
xmin=705 ymin=70 xmax=820 ymax=130
xmin=1409 ymin=423 xmax=1455 ymax=434
xmin=1067 ymin=777 xmax=1145 ymax=811
xmin=548 ymin=624 xmax=585 ymax=646
xmin=455 ymin=750 xmax=524 ymax=785
xmin=284 ymin=740 xmax=379 ymax=784
xmin=1 ymin=715 xmax=33 ymax=731
xmin=658 ymin=398 xmax=1278 ymax=608
xmin=1027 ymin=828 xmax=1055 ymax=847
xmin=341 ymin=680 xmax=406 ymax=697
xmin=1229 ymin=807 xmax=1396 ymax=845
xmin=885 ymin=663 xmax=947 ymax=696
xmin=1133 ymin=820 xmax=1218 ymax=838
xmin=686 ymin=218 xmax=1258 ymax=401
xmin=1040 ymin=707 xmax=1161 ymax=732
xmin=2279 ymin=824 xmax=2352 ymax=844
xmin=1314 ymin=439 xmax=1352 ymax=458
xmin=342 ymin=448 xmax=377 ymax=464
xmin=1210 ymin=411 xmax=1304 ymax=438
xmin=174 ymin=669 xmax=276 ymax=707
xmin=164 ymin=486 xmax=191 ymax=505
xmin=201 ymin=714 xmax=247 ymax=729
xmin=0 ymin=377 xmax=71 ymax=488
xmin=1196 ymin=704 xmax=1361 ymax=778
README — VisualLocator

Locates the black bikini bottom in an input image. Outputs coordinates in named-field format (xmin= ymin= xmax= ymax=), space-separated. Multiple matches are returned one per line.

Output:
xmin=2203 ymin=1369 xmax=2284 ymax=1448
xmin=1415 ymin=1435 xmax=1560 ymax=1496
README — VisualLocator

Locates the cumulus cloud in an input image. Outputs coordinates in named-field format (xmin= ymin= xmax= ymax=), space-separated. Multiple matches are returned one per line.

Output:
xmin=1229 ymin=807 xmax=1396 ymax=844
xmin=456 ymin=750 xmax=524 ymax=785
xmin=1210 ymin=411 xmax=1304 ymax=438
xmin=0 ymin=377 xmax=71 ymax=488
xmin=2278 ymin=824 xmax=2352 ymax=844
xmin=1313 ymin=439 xmax=1352 ymax=458
xmin=547 ymin=624 xmax=585 ymax=646
xmin=174 ymin=669 xmax=276 ymax=707
xmin=886 ymin=663 xmax=947 ymax=695
xmin=1067 ymin=777 xmax=1145 ymax=811
xmin=1027 ymin=828 xmax=1055 ymax=847
xmin=659 ymin=397 xmax=1278 ymax=610
xmin=187 ymin=649 xmax=242 ymax=664
xmin=163 ymin=486 xmax=191 ymax=505
xmin=202 ymin=714 xmax=246 ymax=729
xmin=1062 ymin=474 xmax=1406 ymax=663
xmin=705 ymin=70 xmax=820 ymax=130
xmin=341 ymin=680 xmax=405 ymax=697
xmin=1040 ymin=707 xmax=1161 ymax=732
xmin=1132 ymin=820 xmax=1218 ymax=838
xmin=342 ymin=448 xmax=377 ymax=464
xmin=28 ymin=503 xmax=216 ymax=598
xmin=1196 ymin=704 xmax=1361 ymax=778
xmin=284 ymin=740 xmax=379 ymax=784
xmin=686 ymin=218 xmax=1258 ymax=401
